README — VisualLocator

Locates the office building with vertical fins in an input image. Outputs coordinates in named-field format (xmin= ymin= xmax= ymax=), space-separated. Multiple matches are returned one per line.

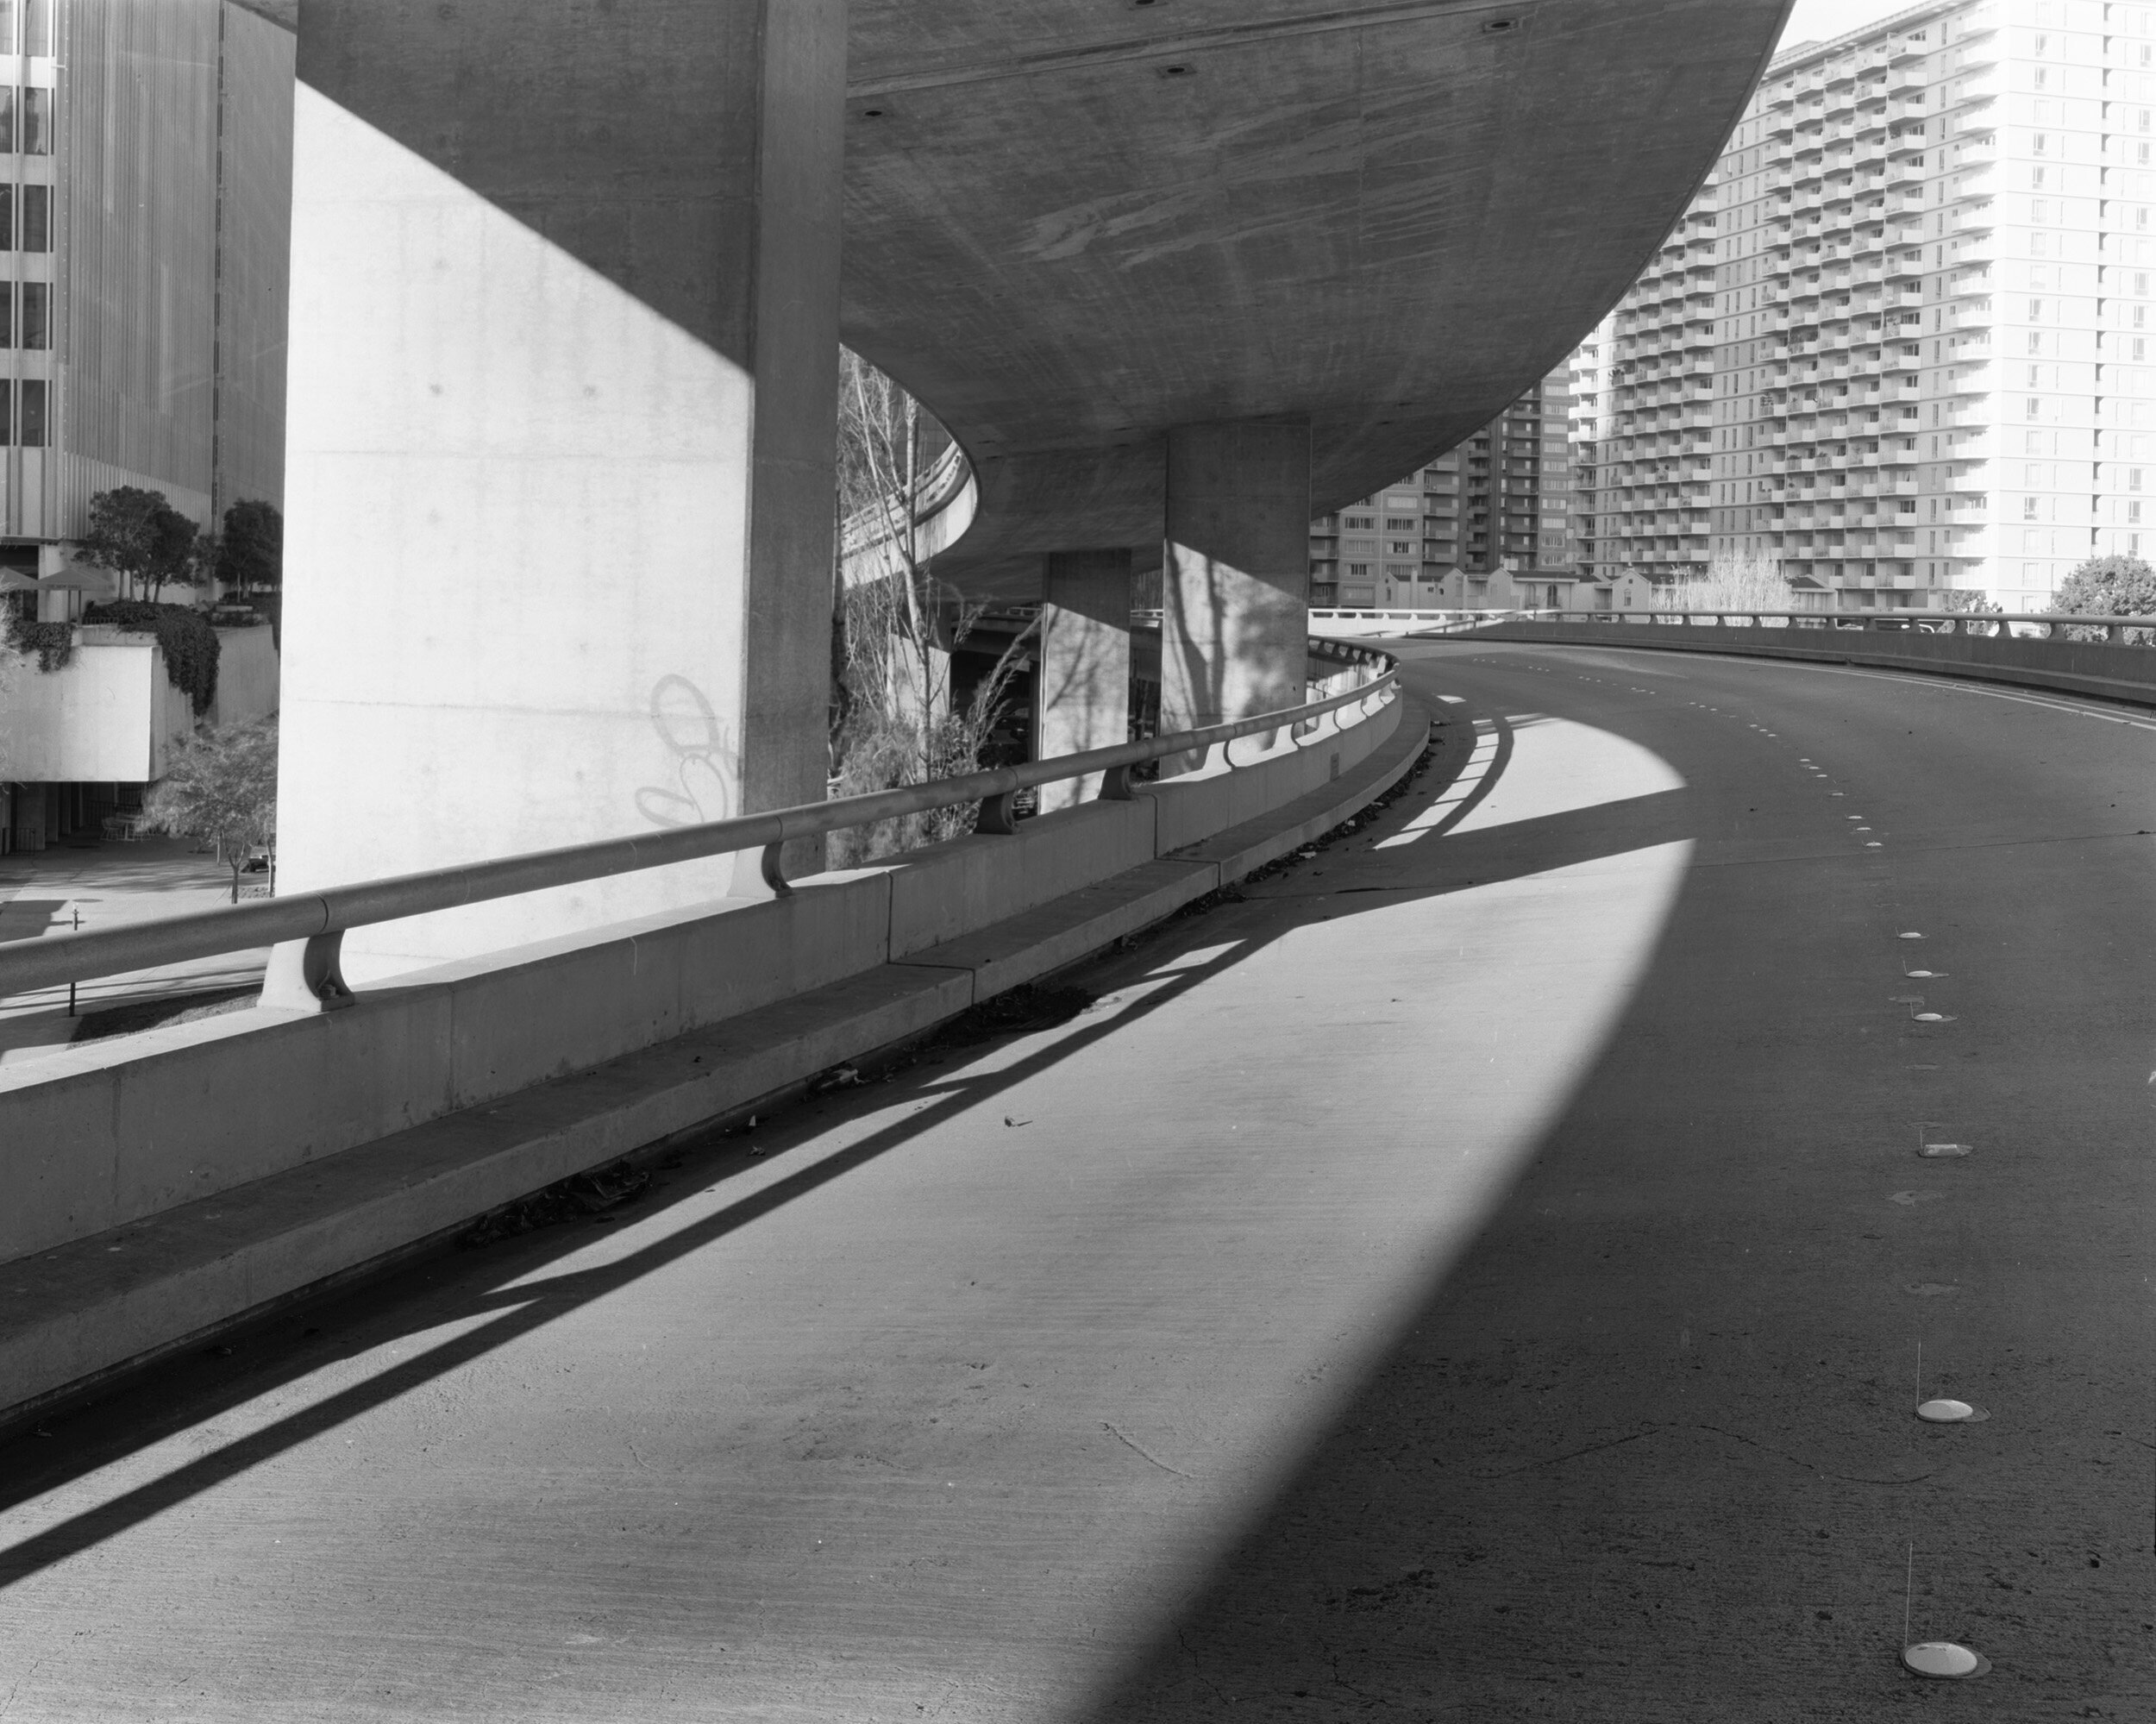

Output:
xmin=0 ymin=0 xmax=291 ymax=855
xmin=4 ymin=0 xmax=291 ymax=570
xmin=1589 ymin=0 xmax=2156 ymax=612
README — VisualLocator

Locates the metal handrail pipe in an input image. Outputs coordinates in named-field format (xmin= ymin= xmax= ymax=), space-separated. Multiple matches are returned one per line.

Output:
xmin=0 ymin=661 xmax=1396 ymax=1000
xmin=1486 ymin=608 xmax=2156 ymax=632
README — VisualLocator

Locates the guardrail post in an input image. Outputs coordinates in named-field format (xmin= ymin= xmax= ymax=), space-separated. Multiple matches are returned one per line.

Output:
xmin=976 ymin=789 xmax=1019 ymax=834
xmin=1097 ymin=762 xmax=1135 ymax=800
xmin=759 ymin=841 xmax=793 ymax=897
xmin=300 ymin=931 xmax=355 ymax=1011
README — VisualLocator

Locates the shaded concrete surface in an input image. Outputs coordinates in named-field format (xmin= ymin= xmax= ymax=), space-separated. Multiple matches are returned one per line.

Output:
xmin=0 ymin=840 xmax=267 ymax=1065
xmin=841 ymin=2 xmax=1791 ymax=597
xmin=0 ymin=644 xmax=2148 ymax=1718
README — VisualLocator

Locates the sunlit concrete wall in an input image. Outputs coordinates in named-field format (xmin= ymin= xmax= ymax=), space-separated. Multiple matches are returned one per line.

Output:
xmin=273 ymin=2 xmax=846 ymax=987
xmin=0 ymin=636 xmax=190 ymax=781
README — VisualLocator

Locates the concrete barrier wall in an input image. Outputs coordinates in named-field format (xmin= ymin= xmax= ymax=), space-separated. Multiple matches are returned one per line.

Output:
xmin=0 ymin=636 xmax=167 ymax=782
xmin=1469 ymin=618 xmax=2156 ymax=709
xmin=207 ymin=625 xmax=281 ymax=730
xmin=0 ymin=687 xmax=1398 ymax=1264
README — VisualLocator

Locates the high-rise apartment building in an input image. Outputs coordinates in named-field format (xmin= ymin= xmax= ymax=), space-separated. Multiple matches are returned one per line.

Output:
xmin=1310 ymin=365 xmax=1582 ymax=609
xmin=1592 ymin=0 xmax=2156 ymax=611
xmin=1566 ymin=325 xmax=1614 ymax=578
xmin=7 ymin=0 xmax=291 ymax=572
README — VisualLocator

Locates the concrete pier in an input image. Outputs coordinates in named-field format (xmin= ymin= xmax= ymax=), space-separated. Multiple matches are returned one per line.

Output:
xmin=271 ymin=0 xmax=847 ymax=986
xmin=1161 ymin=420 xmax=1312 ymax=764
xmin=1035 ymin=549 xmax=1133 ymax=812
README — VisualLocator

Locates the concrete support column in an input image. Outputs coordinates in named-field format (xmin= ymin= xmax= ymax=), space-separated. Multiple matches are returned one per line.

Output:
xmin=1160 ymin=419 xmax=1311 ymax=771
xmin=269 ymin=0 xmax=846 ymax=993
xmin=1034 ymin=548 xmax=1132 ymax=812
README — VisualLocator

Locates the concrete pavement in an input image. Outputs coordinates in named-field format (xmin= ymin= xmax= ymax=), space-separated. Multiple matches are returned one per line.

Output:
xmin=0 ymin=838 xmax=269 ymax=1066
xmin=0 ymin=643 xmax=2147 ymax=1719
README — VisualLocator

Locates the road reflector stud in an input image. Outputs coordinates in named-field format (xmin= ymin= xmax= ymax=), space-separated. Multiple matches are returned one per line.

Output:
xmin=1918 ymin=1143 xmax=1970 ymax=1158
xmin=1916 ymin=1399 xmax=1988 ymax=1423
xmin=1901 ymin=1641 xmax=1988 ymax=1679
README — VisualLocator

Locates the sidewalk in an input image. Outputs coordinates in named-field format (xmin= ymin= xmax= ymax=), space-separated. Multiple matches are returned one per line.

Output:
xmin=0 ymin=836 xmax=270 ymax=1066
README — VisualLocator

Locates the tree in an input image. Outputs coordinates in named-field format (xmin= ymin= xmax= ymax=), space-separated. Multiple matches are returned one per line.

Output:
xmin=2050 ymin=554 xmax=2156 ymax=617
xmin=146 ymin=504 xmax=199 ymax=602
xmin=2048 ymin=555 xmax=2156 ymax=644
xmin=1658 ymin=549 xmax=1795 ymax=613
xmin=141 ymin=717 xmax=278 ymax=903
xmin=80 ymin=486 xmax=170 ymax=600
xmin=216 ymin=499 xmax=282 ymax=594
xmin=829 ymin=348 xmax=1031 ymax=862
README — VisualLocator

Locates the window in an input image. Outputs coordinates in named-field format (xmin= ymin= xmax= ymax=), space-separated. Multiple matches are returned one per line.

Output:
xmin=0 ymin=88 xmax=13 ymax=155
xmin=1344 ymin=515 xmax=1374 ymax=530
xmin=1345 ymin=562 xmax=1370 ymax=577
xmin=22 ymin=280 xmax=45 ymax=349
xmin=22 ymin=88 xmax=49 ymax=156
xmin=1383 ymin=517 xmax=1415 ymax=531
xmin=2024 ymin=495 xmax=2041 ymax=519
xmin=22 ymin=0 xmax=48 ymax=58
xmin=0 ymin=379 xmax=10 ymax=445
xmin=22 ymin=184 xmax=47 ymax=252
xmin=0 ymin=184 xmax=13 ymax=250
xmin=0 ymin=282 xmax=10 ymax=348
xmin=20 ymin=377 xmax=45 ymax=446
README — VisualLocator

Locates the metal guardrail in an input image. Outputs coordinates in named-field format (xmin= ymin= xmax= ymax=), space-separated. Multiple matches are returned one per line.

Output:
xmin=838 ymin=442 xmax=970 ymax=558
xmin=0 ymin=646 xmax=1399 ymax=1009
xmin=1464 ymin=607 xmax=2156 ymax=641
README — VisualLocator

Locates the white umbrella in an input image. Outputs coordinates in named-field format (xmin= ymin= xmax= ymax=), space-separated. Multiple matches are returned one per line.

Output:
xmin=40 ymin=563 xmax=118 ymax=596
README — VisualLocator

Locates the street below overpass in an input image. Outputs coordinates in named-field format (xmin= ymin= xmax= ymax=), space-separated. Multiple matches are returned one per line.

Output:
xmin=1 ymin=642 xmax=2148 ymax=1720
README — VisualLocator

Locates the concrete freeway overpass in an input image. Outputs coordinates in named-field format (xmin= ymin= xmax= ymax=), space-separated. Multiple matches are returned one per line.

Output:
xmin=63 ymin=3 xmax=2155 ymax=1713
xmin=266 ymin=0 xmax=1791 ymax=979
xmin=2 ymin=636 xmax=2147 ymax=1715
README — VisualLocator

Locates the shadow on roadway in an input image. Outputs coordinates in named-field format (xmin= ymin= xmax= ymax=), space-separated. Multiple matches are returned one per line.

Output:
xmin=0 ymin=693 xmax=1690 ymax=1589
xmin=9 ymin=668 xmax=2049 ymax=1723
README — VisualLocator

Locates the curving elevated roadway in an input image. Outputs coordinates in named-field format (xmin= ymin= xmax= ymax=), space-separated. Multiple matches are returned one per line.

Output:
xmin=842 ymin=0 xmax=1793 ymax=599
xmin=3 ymin=644 xmax=2145 ymax=1715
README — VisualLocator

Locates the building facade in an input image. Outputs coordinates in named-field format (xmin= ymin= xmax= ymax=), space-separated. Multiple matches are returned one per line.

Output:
xmin=0 ymin=1 xmax=291 ymax=853
xmin=1310 ymin=365 xmax=1583 ymax=609
xmin=1593 ymin=0 xmax=2156 ymax=611
xmin=9 ymin=0 xmax=291 ymax=571
xmin=1566 ymin=323 xmax=1614 ymax=580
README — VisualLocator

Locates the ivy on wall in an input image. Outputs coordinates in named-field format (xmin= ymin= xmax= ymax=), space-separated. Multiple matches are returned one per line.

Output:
xmin=83 ymin=601 xmax=222 ymax=715
xmin=5 ymin=613 xmax=73 ymax=671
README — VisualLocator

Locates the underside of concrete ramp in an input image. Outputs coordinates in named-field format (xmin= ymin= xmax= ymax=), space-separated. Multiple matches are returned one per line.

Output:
xmin=841 ymin=0 xmax=1792 ymax=597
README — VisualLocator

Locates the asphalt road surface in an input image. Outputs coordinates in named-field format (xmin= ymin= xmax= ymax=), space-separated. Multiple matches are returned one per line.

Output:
xmin=1 ymin=640 xmax=2148 ymax=1721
